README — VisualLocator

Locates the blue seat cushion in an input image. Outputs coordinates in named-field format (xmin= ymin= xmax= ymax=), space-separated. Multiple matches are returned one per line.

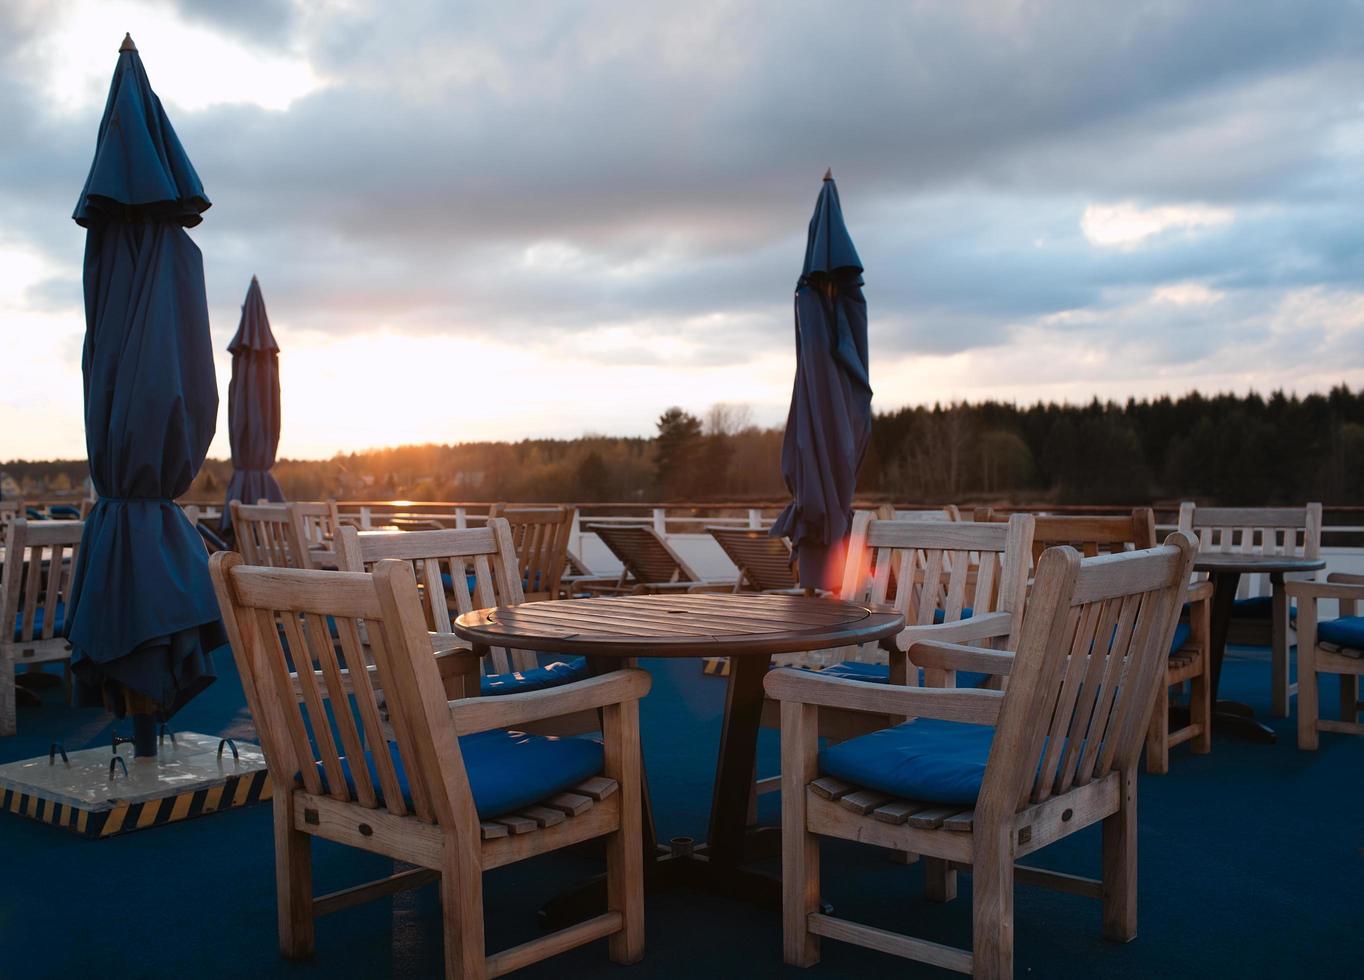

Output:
xmin=481 ymin=656 xmax=589 ymax=695
xmin=1230 ymin=596 xmax=1299 ymax=623
xmin=14 ymin=603 xmax=64 ymax=642
xmin=441 ymin=571 xmax=544 ymax=595
xmin=1169 ymin=622 xmax=1191 ymax=654
xmin=932 ymin=607 xmax=972 ymax=624
xmin=1318 ymin=616 xmax=1364 ymax=651
xmin=317 ymin=729 xmax=603 ymax=820
xmin=819 ymin=718 xmax=995 ymax=805
xmin=819 ymin=660 xmax=992 ymax=690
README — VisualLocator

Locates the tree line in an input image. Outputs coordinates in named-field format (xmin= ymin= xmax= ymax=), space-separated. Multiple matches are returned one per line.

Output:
xmin=7 ymin=386 xmax=1363 ymax=506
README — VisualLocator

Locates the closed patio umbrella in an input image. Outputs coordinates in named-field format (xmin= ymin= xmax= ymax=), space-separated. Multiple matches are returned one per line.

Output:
xmin=221 ymin=275 xmax=284 ymax=537
xmin=771 ymin=171 xmax=872 ymax=591
xmin=66 ymin=34 xmax=224 ymax=754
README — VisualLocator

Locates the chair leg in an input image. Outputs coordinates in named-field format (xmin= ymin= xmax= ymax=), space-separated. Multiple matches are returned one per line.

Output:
xmin=924 ymin=857 xmax=957 ymax=903
xmin=0 ymin=653 xmax=15 ymax=737
xmin=1297 ymin=644 xmax=1320 ymax=751
xmin=971 ymin=823 xmax=1014 ymax=980
xmin=604 ymin=700 xmax=645 ymax=965
xmin=1191 ymin=652 xmax=1212 ymax=754
xmin=1270 ymin=587 xmax=1290 ymax=717
xmin=781 ymin=701 xmax=820 ymax=967
xmin=1341 ymin=674 xmax=1359 ymax=725
xmin=439 ymin=849 xmax=487 ymax=980
xmin=1144 ymin=679 xmax=1169 ymax=775
xmin=273 ymin=794 xmax=314 ymax=959
xmin=1101 ymin=767 xmax=1138 ymax=943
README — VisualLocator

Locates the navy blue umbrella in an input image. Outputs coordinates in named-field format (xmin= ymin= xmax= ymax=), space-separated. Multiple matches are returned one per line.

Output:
xmin=65 ymin=34 xmax=224 ymax=750
xmin=221 ymin=275 xmax=284 ymax=537
xmin=771 ymin=172 xmax=872 ymax=591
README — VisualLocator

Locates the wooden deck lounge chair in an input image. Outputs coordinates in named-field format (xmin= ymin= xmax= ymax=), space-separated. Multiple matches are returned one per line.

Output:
xmin=1026 ymin=511 xmax=1211 ymax=773
xmin=210 ymin=552 xmax=648 ymax=979
xmin=487 ymin=503 xmax=574 ymax=601
xmin=706 ymin=526 xmax=798 ymax=593
xmin=579 ymin=523 xmax=735 ymax=594
xmin=231 ymin=501 xmax=311 ymax=569
xmin=335 ymin=522 xmax=592 ymax=712
xmin=1287 ymin=572 xmax=1364 ymax=749
xmin=767 ymin=533 xmax=1196 ymax=979
xmin=1179 ymin=502 xmax=1322 ymax=716
xmin=1 ymin=519 xmax=82 ymax=735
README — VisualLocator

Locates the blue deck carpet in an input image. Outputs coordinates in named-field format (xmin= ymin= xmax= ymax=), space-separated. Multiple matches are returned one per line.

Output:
xmin=2 ymin=644 xmax=1359 ymax=979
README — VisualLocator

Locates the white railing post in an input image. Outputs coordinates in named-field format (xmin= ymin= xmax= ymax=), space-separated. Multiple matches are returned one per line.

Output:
xmin=360 ymin=506 xmax=372 ymax=530
xmin=747 ymin=508 xmax=762 ymax=529
xmin=455 ymin=506 xmax=467 ymax=530
xmin=569 ymin=508 xmax=582 ymax=555
xmin=653 ymin=507 xmax=668 ymax=538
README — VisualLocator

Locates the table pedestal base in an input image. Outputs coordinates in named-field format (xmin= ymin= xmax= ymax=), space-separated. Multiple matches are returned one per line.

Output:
xmin=540 ymin=826 xmax=816 ymax=931
xmin=1170 ymin=701 xmax=1276 ymax=744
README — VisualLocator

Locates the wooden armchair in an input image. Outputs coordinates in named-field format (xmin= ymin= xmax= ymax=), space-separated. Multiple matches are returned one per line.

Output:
xmin=767 ymin=533 xmax=1197 ymax=979
xmin=1027 ymin=511 xmax=1211 ymax=773
xmin=335 ymin=522 xmax=593 ymax=714
xmin=1179 ymin=502 xmax=1322 ymax=716
xmin=0 ymin=498 xmax=22 ymax=531
xmin=209 ymin=553 xmax=648 ymax=979
xmin=1287 ymin=572 xmax=1364 ymax=749
xmin=290 ymin=500 xmax=344 ymax=569
xmin=487 ymin=503 xmax=574 ymax=601
xmin=752 ymin=514 xmax=1033 ymax=813
xmin=580 ymin=523 xmax=735 ymax=594
xmin=231 ymin=501 xmax=312 ymax=569
xmin=706 ymin=526 xmax=799 ymax=593
xmin=1 ymin=519 xmax=82 ymax=735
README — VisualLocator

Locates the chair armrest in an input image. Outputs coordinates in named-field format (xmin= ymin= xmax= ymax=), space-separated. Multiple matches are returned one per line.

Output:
xmin=1328 ymin=572 xmax=1364 ymax=586
xmin=449 ymin=668 xmax=652 ymax=735
xmin=1286 ymin=579 xmax=1364 ymax=603
xmin=907 ymin=640 xmax=1016 ymax=676
xmin=764 ymin=667 xmax=1002 ymax=726
xmin=895 ymin=610 xmax=1013 ymax=651
xmin=1186 ymin=579 xmax=1213 ymax=603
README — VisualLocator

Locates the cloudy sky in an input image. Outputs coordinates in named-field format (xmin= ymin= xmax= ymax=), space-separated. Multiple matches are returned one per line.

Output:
xmin=2 ymin=0 xmax=1362 ymax=460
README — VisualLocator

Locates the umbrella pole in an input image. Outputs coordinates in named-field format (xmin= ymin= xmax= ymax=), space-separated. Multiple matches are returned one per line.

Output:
xmin=131 ymin=713 xmax=158 ymax=757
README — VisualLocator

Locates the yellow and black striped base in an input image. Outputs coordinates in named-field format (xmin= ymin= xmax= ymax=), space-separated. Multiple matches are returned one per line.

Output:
xmin=1 ymin=769 xmax=272 ymax=838
xmin=702 ymin=657 xmax=732 ymax=677
xmin=0 ymin=732 xmax=272 ymax=839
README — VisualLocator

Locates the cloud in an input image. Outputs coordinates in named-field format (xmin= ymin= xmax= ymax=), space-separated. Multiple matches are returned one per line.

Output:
xmin=1081 ymin=202 xmax=1235 ymax=248
xmin=1 ymin=0 xmax=1363 ymax=457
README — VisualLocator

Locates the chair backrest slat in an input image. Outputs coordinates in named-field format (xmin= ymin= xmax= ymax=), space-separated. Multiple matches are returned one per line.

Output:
xmin=1 ymin=519 xmax=84 ymax=648
xmin=232 ymin=501 xmax=311 ymax=569
xmin=488 ymin=504 xmax=574 ymax=600
xmin=335 ymin=521 xmax=532 ymax=673
xmin=976 ymin=535 xmax=1196 ymax=818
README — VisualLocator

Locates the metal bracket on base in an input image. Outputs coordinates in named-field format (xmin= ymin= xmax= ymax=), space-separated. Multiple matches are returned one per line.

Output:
xmin=158 ymin=723 xmax=176 ymax=747
xmin=109 ymin=755 xmax=128 ymax=779
xmin=49 ymin=743 xmax=69 ymax=765
xmin=217 ymin=738 xmax=239 ymax=761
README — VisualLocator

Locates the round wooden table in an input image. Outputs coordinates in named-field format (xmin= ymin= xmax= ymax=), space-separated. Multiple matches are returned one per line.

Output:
xmin=454 ymin=592 xmax=903 ymax=921
xmin=1194 ymin=553 xmax=1326 ymax=743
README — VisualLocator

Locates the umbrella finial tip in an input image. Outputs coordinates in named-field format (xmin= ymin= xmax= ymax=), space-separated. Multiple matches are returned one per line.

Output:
xmin=120 ymin=33 xmax=137 ymax=52
xmin=823 ymin=167 xmax=833 ymax=181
